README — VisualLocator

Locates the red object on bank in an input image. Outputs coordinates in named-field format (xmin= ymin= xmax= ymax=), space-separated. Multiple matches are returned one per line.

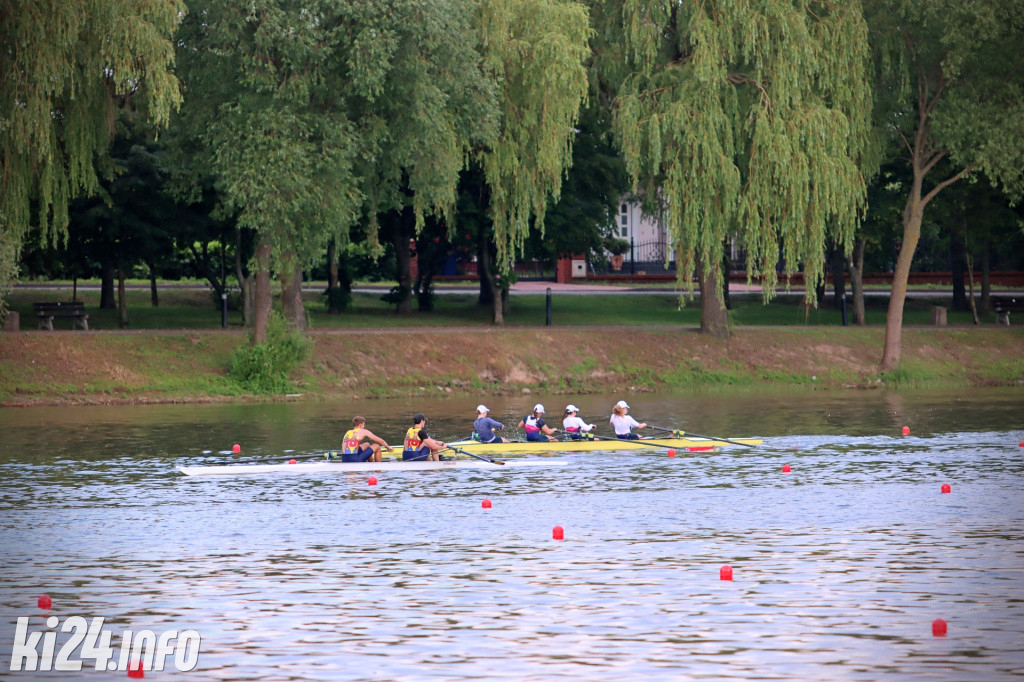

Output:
xmin=232 ymin=444 xmax=241 ymax=453
xmin=902 ymin=426 xmax=910 ymax=436
xmin=288 ymin=459 xmax=297 ymax=464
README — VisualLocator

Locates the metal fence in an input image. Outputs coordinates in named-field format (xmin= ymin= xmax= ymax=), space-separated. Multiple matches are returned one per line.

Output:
xmin=593 ymin=238 xmax=677 ymax=275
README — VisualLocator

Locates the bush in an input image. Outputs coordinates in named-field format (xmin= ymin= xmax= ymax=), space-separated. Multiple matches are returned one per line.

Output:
xmin=229 ymin=312 xmax=312 ymax=393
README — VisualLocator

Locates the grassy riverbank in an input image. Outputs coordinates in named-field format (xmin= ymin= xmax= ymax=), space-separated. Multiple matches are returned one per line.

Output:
xmin=2 ymin=324 xmax=1022 ymax=407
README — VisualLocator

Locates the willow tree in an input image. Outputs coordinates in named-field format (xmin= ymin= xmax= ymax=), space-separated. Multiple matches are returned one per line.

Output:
xmin=175 ymin=1 xmax=362 ymax=342
xmin=596 ymin=0 xmax=873 ymax=336
xmin=351 ymin=0 xmax=498 ymax=315
xmin=866 ymin=0 xmax=1024 ymax=370
xmin=0 ymin=0 xmax=183 ymax=315
xmin=475 ymin=0 xmax=591 ymax=324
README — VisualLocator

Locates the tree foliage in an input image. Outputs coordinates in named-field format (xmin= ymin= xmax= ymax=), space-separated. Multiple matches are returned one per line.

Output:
xmin=598 ymin=0 xmax=873 ymax=317
xmin=0 ymin=0 xmax=183 ymax=310
xmin=476 ymin=0 xmax=591 ymax=275
xmin=867 ymin=0 xmax=1024 ymax=369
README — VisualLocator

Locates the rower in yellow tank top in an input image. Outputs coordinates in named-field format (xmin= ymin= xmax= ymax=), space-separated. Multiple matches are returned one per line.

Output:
xmin=338 ymin=416 xmax=391 ymax=463
xmin=403 ymin=413 xmax=447 ymax=461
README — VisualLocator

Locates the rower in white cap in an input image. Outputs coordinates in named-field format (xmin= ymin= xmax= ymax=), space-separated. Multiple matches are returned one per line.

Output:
xmin=518 ymin=404 xmax=559 ymax=442
xmin=610 ymin=400 xmax=647 ymax=439
xmin=563 ymin=404 xmax=596 ymax=440
xmin=473 ymin=405 xmax=509 ymax=443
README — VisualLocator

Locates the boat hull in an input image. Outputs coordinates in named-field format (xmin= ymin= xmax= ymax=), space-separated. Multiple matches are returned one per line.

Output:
xmin=177 ymin=459 xmax=568 ymax=477
xmin=445 ymin=436 xmax=758 ymax=455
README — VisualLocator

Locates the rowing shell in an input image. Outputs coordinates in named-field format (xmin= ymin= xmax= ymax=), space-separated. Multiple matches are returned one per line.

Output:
xmin=444 ymin=436 xmax=759 ymax=455
xmin=177 ymin=459 xmax=568 ymax=477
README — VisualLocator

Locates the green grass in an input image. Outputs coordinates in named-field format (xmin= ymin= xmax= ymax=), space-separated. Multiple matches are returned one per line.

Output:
xmin=4 ymin=286 xmax=1015 ymax=331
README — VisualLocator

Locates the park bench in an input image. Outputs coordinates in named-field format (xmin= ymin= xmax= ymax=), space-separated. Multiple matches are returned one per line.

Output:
xmin=992 ymin=297 xmax=1023 ymax=325
xmin=32 ymin=301 xmax=89 ymax=331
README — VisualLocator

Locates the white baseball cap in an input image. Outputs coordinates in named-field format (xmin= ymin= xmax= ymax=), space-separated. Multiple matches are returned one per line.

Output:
xmin=565 ymin=404 xmax=579 ymax=413
xmin=533 ymin=404 xmax=545 ymax=414
xmin=615 ymin=400 xmax=630 ymax=409
xmin=476 ymin=404 xmax=490 ymax=414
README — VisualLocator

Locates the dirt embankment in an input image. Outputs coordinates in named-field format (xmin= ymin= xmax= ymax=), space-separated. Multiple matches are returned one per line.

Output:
xmin=1 ymin=327 xmax=1022 ymax=406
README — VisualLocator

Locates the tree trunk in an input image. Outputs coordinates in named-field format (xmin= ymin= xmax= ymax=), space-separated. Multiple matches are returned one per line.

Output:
xmin=386 ymin=209 xmax=414 ymax=315
xmin=281 ymin=259 xmax=306 ymax=331
xmin=721 ymin=248 xmax=731 ymax=310
xmin=477 ymin=239 xmax=496 ymax=306
xmin=100 ymin=264 xmax=116 ymax=309
xmin=235 ymin=229 xmax=253 ymax=327
xmin=881 ymin=183 xmax=926 ymax=371
xmin=117 ymin=268 xmax=128 ymax=328
xmin=696 ymin=254 xmax=729 ymax=337
xmin=492 ymin=286 xmax=504 ymax=325
xmin=253 ymin=239 xmax=272 ymax=345
xmin=966 ymin=250 xmax=979 ymax=325
xmin=847 ymin=237 xmax=866 ymax=326
xmin=148 ymin=262 xmax=159 ymax=307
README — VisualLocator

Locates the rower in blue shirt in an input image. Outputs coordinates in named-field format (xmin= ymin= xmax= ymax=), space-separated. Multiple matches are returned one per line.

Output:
xmin=473 ymin=405 xmax=509 ymax=443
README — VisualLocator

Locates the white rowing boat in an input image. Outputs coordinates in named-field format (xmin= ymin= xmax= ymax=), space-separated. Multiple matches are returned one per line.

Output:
xmin=177 ymin=459 xmax=568 ymax=477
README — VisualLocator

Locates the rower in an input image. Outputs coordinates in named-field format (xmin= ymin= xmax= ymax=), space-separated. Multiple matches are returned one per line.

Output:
xmin=562 ymin=404 xmax=596 ymax=440
xmin=473 ymin=405 xmax=509 ymax=443
xmin=403 ymin=414 xmax=447 ymax=461
xmin=518 ymin=404 xmax=558 ymax=442
xmin=339 ymin=416 xmax=391 ymax=462
xmin=610 ymin=400 xmax=647 ymax=439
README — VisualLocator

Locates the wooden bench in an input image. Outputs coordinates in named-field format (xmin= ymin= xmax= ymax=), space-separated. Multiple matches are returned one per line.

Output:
xmin=32 ymin=301 xmax=89 ymax=330
xmin=992 ymin=297 xmax=1024 ymax=325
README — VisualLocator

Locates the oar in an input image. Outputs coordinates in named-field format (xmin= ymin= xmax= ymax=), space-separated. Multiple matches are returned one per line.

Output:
xmin=647 ymin=425 xmax=755 ymax=449
xmin=447 ymin=444 xmax=506 ymax=465
xmin=588 ymin=433 xmax=681 ymax=451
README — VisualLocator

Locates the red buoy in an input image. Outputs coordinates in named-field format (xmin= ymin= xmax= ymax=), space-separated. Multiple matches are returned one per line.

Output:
xmin=552 ymin=525 xmax=564 ymax=540
xmin=932 ymin=618 xmax=947 ymax=637
xmin=232 ymin=444 xmax=241 ymax=453
xmin=482 ymin=499 xmax=492 ymax=508
xmin=37 ymin=594 xmax=52 ymax=610
xmin=720 ymin=565 xmax=733 ymax=581
xmin=1019 ymin=441 xmax=1023 ymax=447
xmin=667 ymin=448 xmax=676 ymax=457
xmin=288 ymin=459 xmax=297 ymax=464
xmin=368 ymin=476 xmax=378 ymax=486
xmin=782 ymin=464 xmax=791 ymax=473
xmin=127 ymin=659 xmax=145 ymax=678
xmin=941 ymin=483 xmax=951 ymax=493
xmin=902 ymin=426 xmax=910 ymax=436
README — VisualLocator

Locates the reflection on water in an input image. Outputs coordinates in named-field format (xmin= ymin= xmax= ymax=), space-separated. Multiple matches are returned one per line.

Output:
xmin=1 ymin=389 xmax=1023 ymax=680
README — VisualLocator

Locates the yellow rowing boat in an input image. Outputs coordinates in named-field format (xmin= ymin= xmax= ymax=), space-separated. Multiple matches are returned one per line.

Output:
xmin=445 ymin=436 xmax=761 ymax=455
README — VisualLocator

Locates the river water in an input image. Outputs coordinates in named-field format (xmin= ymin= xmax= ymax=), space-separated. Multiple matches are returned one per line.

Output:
xmin=1 ymin=389 xmax=1023 ymax=680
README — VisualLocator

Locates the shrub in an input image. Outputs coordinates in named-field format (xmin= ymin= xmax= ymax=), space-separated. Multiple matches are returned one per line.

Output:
xmin=229 ymin=312 xmax=312 ymax=393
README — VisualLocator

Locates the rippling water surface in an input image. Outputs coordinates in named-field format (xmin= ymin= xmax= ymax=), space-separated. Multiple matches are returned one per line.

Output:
xmin=1 ymin=389 xmax=1023 ymax=680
